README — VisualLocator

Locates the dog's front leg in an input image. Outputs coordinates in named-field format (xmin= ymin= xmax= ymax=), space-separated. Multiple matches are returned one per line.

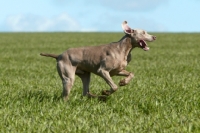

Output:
xmin=76 ymin=70 xmax=97 ymax=98
xmin=117 ymin=70 xmax=134 ymax=86
xmin=98 ymin=68 xmax=118 ymax=96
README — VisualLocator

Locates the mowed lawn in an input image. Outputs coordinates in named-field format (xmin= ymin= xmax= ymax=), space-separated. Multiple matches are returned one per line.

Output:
xmin=0 ymin=32 xmax=199 ymax=132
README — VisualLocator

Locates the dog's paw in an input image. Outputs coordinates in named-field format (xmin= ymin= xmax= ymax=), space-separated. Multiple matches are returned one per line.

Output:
xmin=102 ymin=90 xmax=111 ymax=96
xmin=119 ymin=79 xmax=126 ymax=86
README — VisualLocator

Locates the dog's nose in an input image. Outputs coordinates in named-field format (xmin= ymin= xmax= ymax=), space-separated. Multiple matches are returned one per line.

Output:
xmin=153 ymin=36 xmax=156 ymax=40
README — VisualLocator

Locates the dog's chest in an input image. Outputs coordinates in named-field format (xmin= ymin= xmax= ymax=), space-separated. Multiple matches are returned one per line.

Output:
xmin=121 ymin=60 xmax=128 ymax=69
xmin=113 ymin=51 xmax=131 ymax=70
xmin=109 ymin=60 xmax=127 ymax=76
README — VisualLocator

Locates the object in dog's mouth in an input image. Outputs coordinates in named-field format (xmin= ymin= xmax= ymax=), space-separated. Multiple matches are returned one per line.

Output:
xmin=139 ymin=40 xmax=149 ymax=51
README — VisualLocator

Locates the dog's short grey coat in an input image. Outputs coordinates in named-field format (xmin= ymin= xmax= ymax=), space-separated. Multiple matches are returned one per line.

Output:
xmin=40 ymin=21 xmax=156 ymax=101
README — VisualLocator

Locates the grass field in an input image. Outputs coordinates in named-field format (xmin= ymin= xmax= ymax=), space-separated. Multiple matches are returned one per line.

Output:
xmin=0 ymin=32 xmax=200 ymax=132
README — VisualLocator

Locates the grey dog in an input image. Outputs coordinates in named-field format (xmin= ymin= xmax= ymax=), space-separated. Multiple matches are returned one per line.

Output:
xmin=40 ymin=21 xmax=156 ymax=101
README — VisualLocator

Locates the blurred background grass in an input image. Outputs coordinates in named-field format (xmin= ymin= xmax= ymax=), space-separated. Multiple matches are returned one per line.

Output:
xmin=0 ymin=32 xmax=199 ymax=132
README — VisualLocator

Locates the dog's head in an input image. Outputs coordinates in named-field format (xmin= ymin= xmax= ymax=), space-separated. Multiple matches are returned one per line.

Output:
xmin=122 ymin=21 xmax=156 ymax=51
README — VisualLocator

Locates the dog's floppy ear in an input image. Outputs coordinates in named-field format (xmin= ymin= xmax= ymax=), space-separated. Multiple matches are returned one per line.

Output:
xmin=122 ymin=21 xmax=132 ymax=34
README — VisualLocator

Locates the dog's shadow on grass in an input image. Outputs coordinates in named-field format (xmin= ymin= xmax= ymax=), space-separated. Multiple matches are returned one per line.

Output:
xmin=22 ymin=90 xmax=109 ymax=103
xmin=22 ymin=90 xmax=62 ymax=103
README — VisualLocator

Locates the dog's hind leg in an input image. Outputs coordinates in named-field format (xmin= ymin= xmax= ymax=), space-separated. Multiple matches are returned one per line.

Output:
xmin=57 ymin=61 xmax=76 ymax=101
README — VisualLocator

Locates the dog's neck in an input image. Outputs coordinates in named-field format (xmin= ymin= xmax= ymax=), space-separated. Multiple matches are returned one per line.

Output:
xmin=119 ymin=34 xmax=134 ymax=50
xmin=118 ymin=35 xmax=134 ymax=63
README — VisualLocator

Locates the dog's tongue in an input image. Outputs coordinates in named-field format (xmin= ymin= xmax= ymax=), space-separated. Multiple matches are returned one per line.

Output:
xmin=139 ymin=40 xmax=149 ymax=51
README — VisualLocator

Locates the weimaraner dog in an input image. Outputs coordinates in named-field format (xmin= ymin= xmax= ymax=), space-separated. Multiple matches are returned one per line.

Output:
xmin=40 ymin=21 xmax=156 ymax=101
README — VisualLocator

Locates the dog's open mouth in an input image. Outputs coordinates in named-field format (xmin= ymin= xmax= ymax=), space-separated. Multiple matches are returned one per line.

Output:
xmin=139 ymin=40 xmax=149 ymax=51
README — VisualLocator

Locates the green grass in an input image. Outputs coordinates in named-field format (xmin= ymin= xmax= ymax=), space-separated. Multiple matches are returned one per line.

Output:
xmin=0 ymin=32 xmax=200 ymax=132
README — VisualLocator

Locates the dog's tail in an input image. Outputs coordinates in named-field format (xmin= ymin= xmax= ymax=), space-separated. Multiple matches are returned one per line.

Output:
xmin=40 ymin=53 xmax=58 ymax=59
